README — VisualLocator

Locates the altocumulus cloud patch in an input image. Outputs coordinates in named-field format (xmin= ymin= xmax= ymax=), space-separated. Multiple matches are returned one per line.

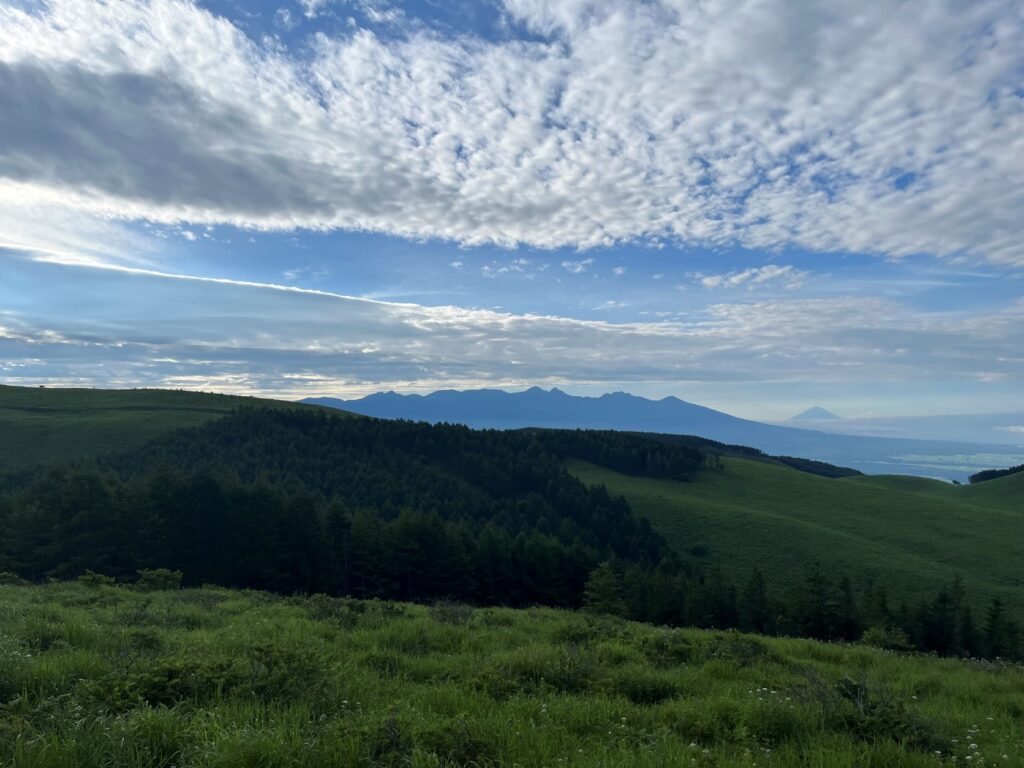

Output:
xmin=0 ymin=0 xmax=1021 ymax=264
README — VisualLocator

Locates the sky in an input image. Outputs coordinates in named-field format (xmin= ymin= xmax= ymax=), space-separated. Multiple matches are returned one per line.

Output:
xmin=0 ymin=0 xmax=1022 ymax=420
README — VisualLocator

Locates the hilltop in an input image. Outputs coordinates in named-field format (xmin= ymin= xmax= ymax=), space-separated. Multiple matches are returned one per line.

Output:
xmin=0 ymin=384 xmax=325 ymax=473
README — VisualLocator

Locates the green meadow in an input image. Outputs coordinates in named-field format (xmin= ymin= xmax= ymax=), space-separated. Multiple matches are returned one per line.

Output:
xmin=567 ymin=457 xmax=1024 ymax=613
xmin=2 ymin=581 xmax=1023 ymax=768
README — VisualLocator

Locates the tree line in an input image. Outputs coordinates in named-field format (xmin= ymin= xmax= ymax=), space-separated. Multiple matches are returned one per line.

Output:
xmin=584 ymin=563 xmax=1021 ymax=659
xmin=969 ymin=463 xmax=1024 ymax=484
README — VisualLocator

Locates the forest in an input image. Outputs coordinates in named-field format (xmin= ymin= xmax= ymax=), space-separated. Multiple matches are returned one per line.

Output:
xmin=1 ymin=407 xmax=1019 ymax=661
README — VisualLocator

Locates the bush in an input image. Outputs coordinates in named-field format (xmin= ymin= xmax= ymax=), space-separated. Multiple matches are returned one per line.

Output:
xmin=369 ymin=707 xmax=411 ymax=767
xmin=642 ymin=630 xmax=696 ymax=667
xmin=245 ymin=643 xmax=327 ymax=699
xmin=701 ymin=633 xmax=778 ymax=666
xmin=78 ymin=570 xmax=117 ymax=587
xmin=135 ymin=569 xmax=183 ymax=591
xmin=87 ymin=656 xmax=239 ymax=708
xmin=606 ymin=667 xmax=682 ymax=704
xmin=0 ymin=572 xmax=30 ymax=586
xmin=555 ymin=614 xmax=626 ymax=646
xmin=429 ymin=599 xmax=475 ymax=626
xmin=797 ymin=671 xmax=941 ymax=751
xmin=360 ymin=649 xmax=405 ymax=677
xmin=478 ymin=609 xmax=514 ymax=628
xmin=303 ymin=594 xmax=361 ymax=628
xmin=861 ymin=625 xmax=914 ymax=652
xmin=418 ymin=714 xmax=496 ymax=766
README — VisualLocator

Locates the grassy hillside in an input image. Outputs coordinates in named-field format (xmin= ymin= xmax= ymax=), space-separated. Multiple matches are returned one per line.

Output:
xmin=961 ymin=471 xmax=1024 ymax=511
xmin=845 ymin=472 xmax=1024 ymax=512
xmin=568 ymin=457 xmax=1024 ymax=612
xmin=0 ymin=385 xmax=325 ymax=473
xmin=2 ymin=581 xmax=1023 ymax=767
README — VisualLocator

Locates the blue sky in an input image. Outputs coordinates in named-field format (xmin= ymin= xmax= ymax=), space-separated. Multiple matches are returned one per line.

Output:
xmin=0 ymin=0 xmax=1022 ymax=420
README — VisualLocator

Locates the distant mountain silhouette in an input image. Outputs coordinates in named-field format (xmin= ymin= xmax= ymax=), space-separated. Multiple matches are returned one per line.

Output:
xmin=301 ymin=388 xmax=1023 ymax=480
xmin=792 ymin=406 xmax=841 ymax=421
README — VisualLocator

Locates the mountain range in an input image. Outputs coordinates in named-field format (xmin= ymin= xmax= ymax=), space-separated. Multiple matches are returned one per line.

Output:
xmin=303 ymin=388 xmax=1024 ymax=480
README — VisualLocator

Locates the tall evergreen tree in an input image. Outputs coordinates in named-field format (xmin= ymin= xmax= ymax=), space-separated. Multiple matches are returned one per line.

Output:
xmin=583 ymin=562 xmax=628 ymax=617
xmin=739 ymin=568 xmax=772 ymax=634
xmin=984 ymin=597 xmax=1020 ymax=658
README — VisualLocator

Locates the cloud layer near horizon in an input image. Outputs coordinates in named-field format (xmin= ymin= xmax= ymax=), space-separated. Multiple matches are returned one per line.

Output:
xmin=3 ymin=253 xmax=1021 ymax=398
xmin=1 ymin=0 xmax=1022 ymax=264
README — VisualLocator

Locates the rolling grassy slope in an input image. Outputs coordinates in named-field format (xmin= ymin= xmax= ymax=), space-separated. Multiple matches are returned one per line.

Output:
xmin=0 ymin=385 xmax=326 ymax=473
xmin=844 ymin=472 xmax=1024 ymax=512
xmin=961 ymin=472 xmax=1024 ymax=510
xmin=568 ymin=457 xmax=1024 ymax=612
xmin=2 ymin=581 xmax=1023 ymax=767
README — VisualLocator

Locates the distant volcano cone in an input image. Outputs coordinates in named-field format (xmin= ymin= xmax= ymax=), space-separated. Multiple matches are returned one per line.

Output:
xmin=792 ymin=406 xmax=841 ymax=421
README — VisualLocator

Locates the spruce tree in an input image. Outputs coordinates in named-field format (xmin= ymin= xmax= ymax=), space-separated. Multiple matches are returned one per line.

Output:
xmin=739 ymin=568 xmax=771 ymax=634
xmin=583 ymin=562 xmax=628 ymax=617
xmin=984 ymin=597 xmax=1020 ymax=659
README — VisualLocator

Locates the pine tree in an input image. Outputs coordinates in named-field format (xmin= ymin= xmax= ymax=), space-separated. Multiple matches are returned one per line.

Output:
xmin=583 ymin=562 xmax=627 ymax=617
xmin=326 ymin=502 xmax=352 ymax=594
xmin=792 ymin=568 xmax=834 ymax=639
xmin=739 ymin=568 xmax=771 ymax=634
xmin=984 ymin=597 xmax=1020 ymax=659
xmin=834 ymin=575 xmax=861 ymax=640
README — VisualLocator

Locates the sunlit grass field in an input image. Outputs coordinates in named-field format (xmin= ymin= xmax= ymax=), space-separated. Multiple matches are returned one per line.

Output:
xmin=567 ymin=457 xmax=1024 ymax=614
xmin=1 ymin=581 xmax=1023 ymax=767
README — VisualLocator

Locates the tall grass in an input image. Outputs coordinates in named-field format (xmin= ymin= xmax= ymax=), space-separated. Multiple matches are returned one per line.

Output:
xmin=1 ymin=582 xmax=1023 ymax=766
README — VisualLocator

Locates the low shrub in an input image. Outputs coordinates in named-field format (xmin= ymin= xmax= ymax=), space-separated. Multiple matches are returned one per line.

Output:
xmin=78 ymin=570 xmax=116 ymax=588
xmin=418 ymin=714 xmax=497 ymax=766
xmin=135 ymin=569 xmax=183 ymax=591
xmin=641 ymin=630 xmax=696 ymax=667
xmin=303 ymin=593 xmax=362 ymax=628
xmin=861 ymin=625 xmax=914 ymax=652
xmin=797 ymin=671 xmax=941 ymax=751
xmin=429 ymin=599 xmax=475 ymax=626
xmin=606 ymin=667 xmax=683 ymax=704
xmin=0 ymin=572 xmax=30 ymax=587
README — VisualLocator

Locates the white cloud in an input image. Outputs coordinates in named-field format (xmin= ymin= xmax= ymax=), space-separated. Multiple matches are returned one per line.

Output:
xmin=282 ymin=265 xmax=328 ymax=281
xmin=612 ymin=266 xmax=626 ymax=277
xmin=300 ymin=0 xmax=403 ymax=24
xmin=698 ymin=264 xmax=808 ymax=290
xmin=0 ymin=0 xmax=1020 ymax=264
xmin=298 ymin=0 xmax=329 ymax=18
xmin=481 ymin=257 xmax=534 ymax=278
xmin=274 ymin=7 xmax=297 ymax=30
xmin=562 ymin=258 xmax=593 ymax=274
